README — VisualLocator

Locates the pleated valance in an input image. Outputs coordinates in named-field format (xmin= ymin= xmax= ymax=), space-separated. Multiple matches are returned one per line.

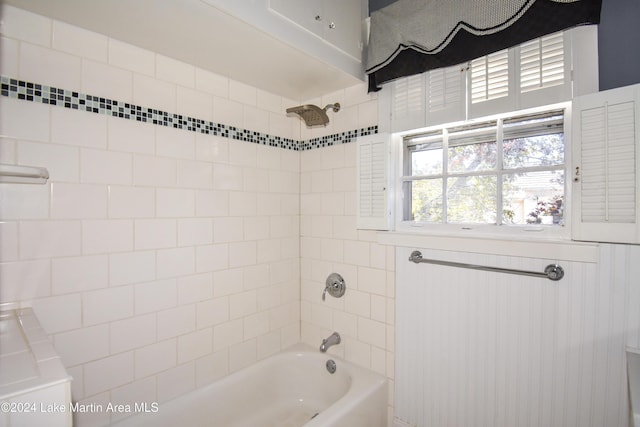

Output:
xmin=366 ymin=0 xmax=602 ymax=92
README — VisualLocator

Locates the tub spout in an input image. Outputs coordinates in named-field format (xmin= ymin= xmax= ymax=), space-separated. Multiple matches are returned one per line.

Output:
xmin=320 ymin=332 xmax=341 ymax=352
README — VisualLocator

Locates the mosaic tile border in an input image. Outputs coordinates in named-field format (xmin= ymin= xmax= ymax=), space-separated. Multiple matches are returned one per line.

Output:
xmin=1 ymin=76 xmax=377 ymax=151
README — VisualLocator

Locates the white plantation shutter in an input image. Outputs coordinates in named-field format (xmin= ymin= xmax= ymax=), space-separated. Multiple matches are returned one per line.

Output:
xmin=572 ymin=84 xmax=640 ymax=243
xmin=357 ymin=133 xmax=392 ymax=230
xmin=520 ymin=31 xmax=564 ymax=92
xmin=470 ymin=49 xmax=509 ymax=103
xmin=426 ymin=64 xmax=465 ymax=125
xmin=391 ymin=74 xmax=426 ymax=132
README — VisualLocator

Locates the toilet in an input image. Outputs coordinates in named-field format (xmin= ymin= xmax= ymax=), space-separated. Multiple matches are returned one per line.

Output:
xmin=627 ymin=347 xmax=640 ymax=426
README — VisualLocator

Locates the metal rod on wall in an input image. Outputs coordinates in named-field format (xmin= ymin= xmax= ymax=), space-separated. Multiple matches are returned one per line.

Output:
xmin=408 ymin=250 xmax=565 ymax=281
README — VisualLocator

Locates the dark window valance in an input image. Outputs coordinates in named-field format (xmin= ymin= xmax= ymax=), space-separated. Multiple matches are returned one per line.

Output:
xmin=366 ymin=0 xmax=602 ymax=92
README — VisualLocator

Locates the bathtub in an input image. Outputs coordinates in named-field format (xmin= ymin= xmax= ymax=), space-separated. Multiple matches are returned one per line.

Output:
xmin=110 ymin=343 xmax=387 ymax=427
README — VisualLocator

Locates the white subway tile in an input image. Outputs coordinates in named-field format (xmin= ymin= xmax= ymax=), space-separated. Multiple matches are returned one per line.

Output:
xmin=51 ymin=108 xmax=107 ymax=148
xmin=108 ymin=117 xmax=155 ymax=154
xmin=156 ymin=247 xmax=195 ymax=279
xmin=18 ymin=141 xmax=79 ymax=182
xmin=66 ymin=365 xmax=83 ymax=400
xmin=229 ymin=339 xmax=256 ymax=372
xmin=332 ymin=168 xmax=356 ymax=192
xmin=157 ymin=305 xmax=195 ymax=340
xmin=110 ymin=314 xmax=156 ymax=353
xmin=50 ymin=183 xmax=108 ymax=219
xmin=213 ymin=97 xmax=243 ymax=129
xmin=345 ymin=289 xmax=370 ymax=318
xmin=53 ymin=21 xmax=107 ymax=62
xmin=370 ymin=346 xmax=387 ymax=375
xmin=0 ymin=221 xmax=18 ymax=262
xmin=358 ymin=317 xmax=386 ymax=348
xmin=84 ymin=352 xmax=134 ymax=396
xmin=133 ymin=73 xmax=176 ymax=113
xmin=0 ymin=259 xmax=50 ymax=303
xmin=213 ymin=268 xmax=243 ymax=297
xmin=155 ymin=126 xmax=195 ymax=160
xmin=196 ymin=297 xmax=229 ymax=328
xmin=134 ymin=338 xmax=177 ymax=379
xmin=156 ymin=188 xmax=195 ymax=218
xmin=80 ymin=148 xmax=132 ymax=185
xmin=213 ymin=163 xmax=243 ymax=191
xmin=213 ymin=217 xmax=243 ymax=243
xmin=19 ymin=220 xmax=81 ymax=260
xmin=177 ymin=86 xmax=213 ymax=121
xmin=256 ymin=90 xmax=282 ymax=114
xmin=321 ymin=192 xmax=344 ymax=216
xmin=244 ymin=217 xmax=269 ymax=241
xmin=178 ymin=218 xmax=213 ymax=247
xmin=229 ymin=290 xmax=257 ymax=319
xmin=177 ymin=159 xmax=213 ymax=189
xmin=256 ymin=330 xmax=282 ymax=359
xmin=229 ymin=192 xmax=256 ymax=217
xmin=229 ymin=80 xmax=256 ymax=106
xmin=243 ymin=105 xmax=270 ymax=134
xmin=20 ymin=42 xmax=81 ymax=91
xmin=134 ymin=279 xmax=177 ymax=315
xmin=243 ymin=264 xmax=270 ymax=290
xmin=244 ymin=312 xmax=269 ymax=339
xmin=0 ymin=5 xmax=51 ymax=47
xmin=195 ymin=68 xmax=228 ymax=97
xmin=371 ymin=295 xmax=387 ymax=323
xmin=133 ymin=154 xmax=177 ymax=187
xmin=195 ymin=349 xmax=228 ymax=387
xmin=0 ymin=182 xmax=50 ymax=219
xmin=228 ymin=241 xmax=256 ymax=268
xmin=109 ymin=251 xmax=156 ymax=286
xmin=177 ymin=328 xmax=212 ymax=364
xmin=177 ymin=273 xmax=213 ymax=305
xmin=357 ymin=266 xmax=386 ymax=296
xmin=343 ymin=240 xmax=370 ymax=266
xmin=82 ymin=59 xmax=133 ymax=103
xmin=195 ymin=190 xmax=228 ymax=217
xmin=344 ymin=339 xmax=371 ymax=368
xmin=0 ymin=97 xmax=50 ymax=142
xmin=52 ymin=255 xmax=108 ymax=295
xmin=195 ymin=133 xmax=228 ymax=163
xmin=156 ymin=362 xmax=195 ymax=403
xmin=1 ymin=35 xmax=19 ymax=77
xmin=83 ymin=286 xmax=134 ymax=326
xmin=195 ymin=244 xmax=229 ymax=273
xmin=109 ymin=39 xmax=155 ymax=76
xmin=108 ymin=185 xmax=155 ymax=219
xmin=156 ymin=55 xmax=195 ymax=87
xmin=31 ymin=293 xmax=82 ymax=334
xmin=134 ymin=219 xmax=176 ymax=250
xmin=53 ymin=324 xmax=109 ymax=367
xmin=228 ymin=140 xmax=256 ymax=167
xmin=213 ymin=319 xmax=243 ymax=351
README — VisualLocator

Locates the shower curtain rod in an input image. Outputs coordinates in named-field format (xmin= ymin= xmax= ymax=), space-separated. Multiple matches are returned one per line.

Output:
xmin=408 ymin=250 xmax=564 ymax=281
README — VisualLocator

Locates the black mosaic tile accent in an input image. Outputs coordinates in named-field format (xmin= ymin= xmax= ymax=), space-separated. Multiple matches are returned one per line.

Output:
xmin=0 ymin=76 xmax=376 ymax=151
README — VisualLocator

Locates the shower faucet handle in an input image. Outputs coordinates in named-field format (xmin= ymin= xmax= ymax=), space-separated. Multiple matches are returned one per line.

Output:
xmin=322 ymin=273 xmax=346 ymax=301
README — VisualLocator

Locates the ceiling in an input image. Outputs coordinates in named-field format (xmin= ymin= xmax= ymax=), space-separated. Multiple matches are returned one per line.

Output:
xmin=3 ymin=0 xmax=366 ymax=101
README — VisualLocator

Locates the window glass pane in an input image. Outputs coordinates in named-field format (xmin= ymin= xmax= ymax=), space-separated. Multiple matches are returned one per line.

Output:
xmin=411 ymin=179 xmax=443 ymax=222
xmin=411 ymin=147 xmax=442 ymax=176
xmin=503 ymin=170 xmax=565 ymax=225
xmin=503 ymin=133 xmax=564 ymax=169
xmin=448 ymin=141 xmax=497 ymax=173
xmin=446 ymin=176 xmax=497 ymax=223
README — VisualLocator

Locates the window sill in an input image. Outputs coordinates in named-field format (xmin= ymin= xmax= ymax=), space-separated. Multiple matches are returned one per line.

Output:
xmin=376 ymin=229 xmax=599 ymax=263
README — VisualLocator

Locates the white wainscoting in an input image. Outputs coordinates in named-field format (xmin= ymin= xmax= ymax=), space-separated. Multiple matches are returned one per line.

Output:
xmin=395 ymin=243 xmax=640 ymax=427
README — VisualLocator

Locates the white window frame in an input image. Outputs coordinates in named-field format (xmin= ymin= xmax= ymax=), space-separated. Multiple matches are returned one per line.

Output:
xmin=393 ymin=102 xmax=572 ymax=240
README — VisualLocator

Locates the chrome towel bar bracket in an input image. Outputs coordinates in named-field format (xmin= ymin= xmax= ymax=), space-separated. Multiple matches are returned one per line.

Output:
xmin=408 ymin=250 xmax=564 ymax=281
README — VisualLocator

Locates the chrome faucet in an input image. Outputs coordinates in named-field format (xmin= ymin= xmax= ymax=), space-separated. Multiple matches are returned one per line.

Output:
xmin=319 ymin=332 xmax=341 ymax=352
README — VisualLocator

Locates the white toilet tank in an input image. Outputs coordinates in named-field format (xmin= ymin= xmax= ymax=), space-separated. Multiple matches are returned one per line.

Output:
xmin=628 ymin=347 xmax=640 ymax=427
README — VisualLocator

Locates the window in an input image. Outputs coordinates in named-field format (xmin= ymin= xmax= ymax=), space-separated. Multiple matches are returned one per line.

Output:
xmin=401 ymin=108 xmax=566 ymax=230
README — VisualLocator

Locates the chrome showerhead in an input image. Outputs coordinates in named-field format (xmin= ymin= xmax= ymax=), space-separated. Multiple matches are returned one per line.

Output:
xmin=286 ymin=103 xmax=340 ymax=127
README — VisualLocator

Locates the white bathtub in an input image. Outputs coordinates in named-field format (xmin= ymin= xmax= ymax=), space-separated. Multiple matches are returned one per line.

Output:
xmin=111 ymin=343 xmax=387 ymax=427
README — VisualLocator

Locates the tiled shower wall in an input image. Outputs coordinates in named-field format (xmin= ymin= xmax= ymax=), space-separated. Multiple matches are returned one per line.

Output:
xmin=0 ymin=4 xmax=387 ymax=426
